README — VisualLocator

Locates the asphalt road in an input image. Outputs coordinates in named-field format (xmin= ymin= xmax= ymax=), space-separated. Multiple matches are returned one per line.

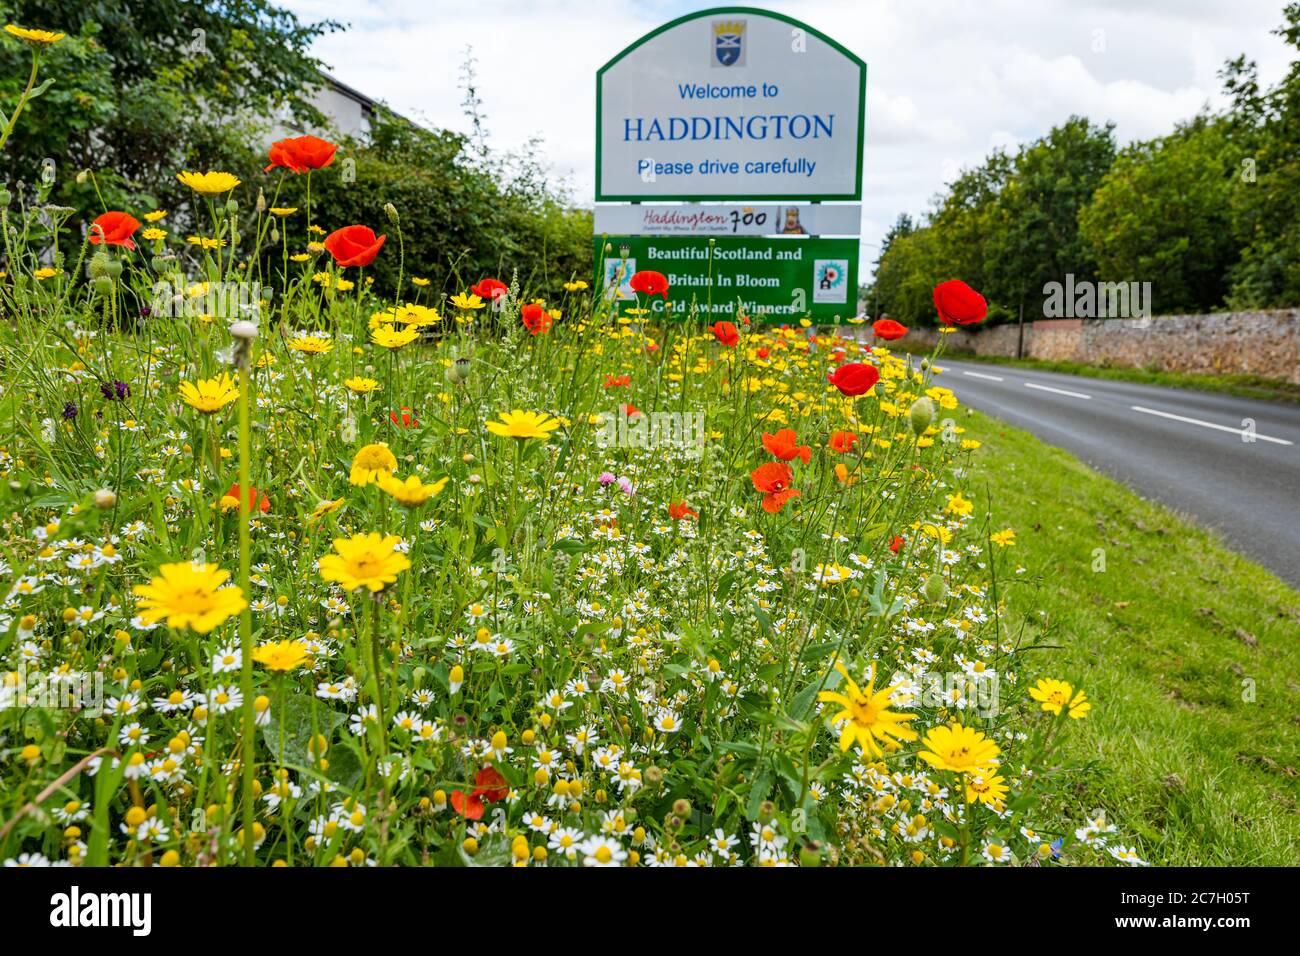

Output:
xmin=933 ymin=358 xmax=1300 ymax=588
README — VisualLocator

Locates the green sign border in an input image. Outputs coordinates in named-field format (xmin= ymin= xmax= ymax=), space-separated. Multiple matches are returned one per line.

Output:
xmin=595 ymin=6 xmax=867 ymax=202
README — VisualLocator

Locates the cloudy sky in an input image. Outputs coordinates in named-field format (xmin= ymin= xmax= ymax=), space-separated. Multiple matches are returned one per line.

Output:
xmin=279 ymin=0 xmax=1294 ymax=278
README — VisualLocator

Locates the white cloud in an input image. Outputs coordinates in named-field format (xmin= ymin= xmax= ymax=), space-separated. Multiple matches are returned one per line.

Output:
xmin=280 ymin=0 xmax=1293 ymax=285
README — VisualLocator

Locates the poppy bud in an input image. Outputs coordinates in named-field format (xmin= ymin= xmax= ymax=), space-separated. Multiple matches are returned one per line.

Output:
xmin=256 ymin=189 xmax=266 ymax=213
xmin=909 ymin=397 xmax=936 ymax=435
xmin=270 ymin=228 xmax=279 ymax=244
xmin=923 ymin=573 xmax=948 ymax=604
xmin=150 ymin=255 xmax=170 ymax=272
xmin=446 ymin=357 xmax=471 ymax=384
xmin=0 ymin=187 xmax=11 ymax=206
xmin=93 ymin=276 xmax=113 ymax=296
xmin=799 ymin=841 xmax=824 ymax=867
xmin=225 ymin=199 xmax=238 ymax=217
xmin=384 ymin=202 xmax=399 ymax=225
xmin=89 ymin=251 xmax=112 ymax=278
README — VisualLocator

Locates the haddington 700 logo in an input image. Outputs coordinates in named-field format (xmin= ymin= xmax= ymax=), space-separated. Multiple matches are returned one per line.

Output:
xmin=712 ymin=20 xmax=746 ymax=67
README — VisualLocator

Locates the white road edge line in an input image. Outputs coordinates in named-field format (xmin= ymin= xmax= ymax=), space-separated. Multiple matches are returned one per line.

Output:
xmin=1130 ymin=406 xmax=1294 ymax=446
xmin=1024 ymin=381 xmax=1091 ymax=399
xmin=962 ymin=370 xmax=1004 ymax=382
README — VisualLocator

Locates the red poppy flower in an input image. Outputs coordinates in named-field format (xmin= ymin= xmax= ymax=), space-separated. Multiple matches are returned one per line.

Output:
xmin=827 ymin=362 xmax=880 ymax=396
xmin=620 ymin=403 xmax=642 ymax=419
xmin=450 ymin=790 xmax=484 ymax=820
xmin=873 ymin=318 xmax=908 ymax=340
xmin=756 ymin=347 xmax=770 ymax=360
xmin=645 ymin=342 xmax=660 ymax=353
xmin=629 ymin=270 xmax=669 ymax=298
xmin=323 ymin=225 xmax=386 ymax=268
xmin=223 ymin=483 xmax=270 ymax=514
xmin=89 ymin=211 xmax=141 ymax=250
xmin=710 ymin=321 xmax=739 ymax=347
xmin=889 ymin=535 xmax=905 ymax=553
xmin=521 ymin=303 xmax=553 ymax=335
xmin=264 ymin=134 xmax=338 ymax=173
xmin=829 ymin=349 xmax=846 ymax=364
xmin=604 ymin=373 xmax=630 ymax=389
xmin=668 ymin=500 xmax=698 ymax=521
xmin=761 ymin=428 xmax=811 ymax=465
xmin=472 ymin=278 xmax=508 ymax=301
xmin=829 ymin=430 xmax=858 ymax=454
xmin=750 ymin=461 xmax=800 ymax=514
xmin=472 ymin=766 xmax=509 ymax=803
xmin=933 ymin=280 xmax=987 ymax=326
xmin=389 ymin=407 xmax=419 ymax=428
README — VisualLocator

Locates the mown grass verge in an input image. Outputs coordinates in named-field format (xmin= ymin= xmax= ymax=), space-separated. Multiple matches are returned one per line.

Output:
xmin=963 ymin=409 xmax=1300 ymax=864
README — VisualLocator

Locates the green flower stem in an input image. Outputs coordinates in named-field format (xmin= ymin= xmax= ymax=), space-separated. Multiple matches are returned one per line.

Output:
xmin=236 ymin=354 xmax=256 ymax=866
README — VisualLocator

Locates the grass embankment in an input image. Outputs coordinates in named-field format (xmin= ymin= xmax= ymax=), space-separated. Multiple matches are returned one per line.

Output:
xmin=963 ymin=410 xmax=1300 ymax=865
xmin=889 ymin=339 xmax=1300 ymax=404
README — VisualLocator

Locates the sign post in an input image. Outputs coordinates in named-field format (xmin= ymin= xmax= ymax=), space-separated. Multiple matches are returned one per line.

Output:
xmin=595 ymin=6 xmax=865 ymax=323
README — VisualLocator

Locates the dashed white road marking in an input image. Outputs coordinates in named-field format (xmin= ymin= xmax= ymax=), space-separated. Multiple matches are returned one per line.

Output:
xmin=962 ymin=370 xmax=1004 ymax=382
xmin=1130 ymin=406 xmax=1294 ymax=446
xmin=1025 ymin=382 xmax=1091 ymax=399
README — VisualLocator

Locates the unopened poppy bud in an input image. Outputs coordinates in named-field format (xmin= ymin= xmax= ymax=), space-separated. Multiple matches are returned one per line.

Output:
xmin=909 ymin=397 xmax=936 ymax=435
xmin=923 ymin=573 xmax=948 ymax=604
xmin=446 ymin=357 xmax=471 ymax=384
xmin=89 ymin=251 xmax=113 ymax=278
xmin=256 ymin=189 xmax=266 ymax=213
xmin=0 ymin=187 xmax=11 ymax=206
xmin=799 ymin=841 xmax=823 ymax=867
xmin=384 ymin=202 xmax=399 ymax=225
xmin=225 ymin=199 xmax=238 ymax=217
xmin=93 ymin=276 xmax=113 ymax=296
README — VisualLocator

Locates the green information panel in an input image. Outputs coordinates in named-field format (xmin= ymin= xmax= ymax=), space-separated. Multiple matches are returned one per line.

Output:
xmin=595 ymin=235 xmax=859 ymax=323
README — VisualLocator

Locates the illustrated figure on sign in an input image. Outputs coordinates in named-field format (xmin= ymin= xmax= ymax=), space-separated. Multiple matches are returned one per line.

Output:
xmin=820 ymin=265 xmax=840 ymax=290
xmin=781 ymin=207 xmax=806 ymax=235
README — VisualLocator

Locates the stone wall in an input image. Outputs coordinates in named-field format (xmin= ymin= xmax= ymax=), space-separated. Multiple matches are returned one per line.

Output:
xmin=890 ymin=309 xmax=1300 ymax=384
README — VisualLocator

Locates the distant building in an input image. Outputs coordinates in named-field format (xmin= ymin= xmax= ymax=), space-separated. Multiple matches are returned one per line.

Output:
xmin=310 ymin=71 xmax=380 ymax=139
xmin=271 ymin=70 xmax=382 ymax=142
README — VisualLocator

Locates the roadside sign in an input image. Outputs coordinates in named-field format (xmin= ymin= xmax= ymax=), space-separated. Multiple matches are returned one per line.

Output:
xmin=596 ymin=235 xmax=859 ymax=323
xmin=593 ymin=202 xmax=861 ymax=237
xmin=596 ymin=7 xmax=866 ymax=201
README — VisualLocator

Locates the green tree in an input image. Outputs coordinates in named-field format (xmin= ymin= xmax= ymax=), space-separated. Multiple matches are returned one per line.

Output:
xmin=1079 ymin=115 xmax=1241 ymax=313
xmin=0 ymin=0 xmax=339 ymax=213
xmin=1222 ymin=3 xmax=1300 ymax=307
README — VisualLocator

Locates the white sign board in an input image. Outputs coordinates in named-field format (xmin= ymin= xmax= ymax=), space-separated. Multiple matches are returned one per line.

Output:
xmin=593 ymin=203 xmax=861 ymax=236
xmin=596 ymin=9 xmax=866 ymax=201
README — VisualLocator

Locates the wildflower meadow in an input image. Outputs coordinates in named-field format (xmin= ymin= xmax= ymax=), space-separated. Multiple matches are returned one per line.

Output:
xmin=1 ymin=20 xmax=1153 ymax=873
